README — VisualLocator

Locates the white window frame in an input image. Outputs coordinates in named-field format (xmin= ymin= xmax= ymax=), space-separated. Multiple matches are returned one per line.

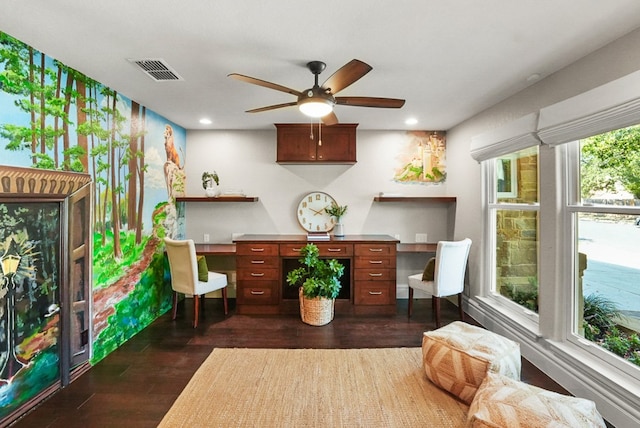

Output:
xmin=484 ymin=150 xmax=540 ymax=325
xmin=564 ymin=141 xmax=640 ymax=382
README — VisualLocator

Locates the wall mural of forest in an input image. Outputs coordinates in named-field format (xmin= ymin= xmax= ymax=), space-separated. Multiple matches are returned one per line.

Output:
xmin=0 ymin=29 xmax=186 ymax=379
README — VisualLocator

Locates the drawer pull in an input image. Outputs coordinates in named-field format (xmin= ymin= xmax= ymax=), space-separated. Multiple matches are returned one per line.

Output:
xmin=369 ymin=260 xmax=383 ymax=264
xmin=251 ymin=272 xmax=265 ymax=277
xmin=368 ymin=248 xmax=383 ymax=252
xmin=250 ymin=290 xmax=265 ymax=295
xmin=251 ymin=260 xmax=265 ymax=264
xmin=292 ymin=247 xmax=302 ymax=252
xmin=368 ymin=291 xmax=383 ymax=295
xmin=250 ymin=247 xmax=265 ymax=252
xmin=327 ymin=248 xmax=342 ymax=252
xmin=368 ymin=273 xmax=383 ymax=277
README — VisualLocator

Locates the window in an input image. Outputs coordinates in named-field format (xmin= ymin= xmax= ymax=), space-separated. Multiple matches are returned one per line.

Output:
xmin=566 ymin=128 xmax=640 ymax=376
xmin=488 ymin=146 xmax=539 ymax=314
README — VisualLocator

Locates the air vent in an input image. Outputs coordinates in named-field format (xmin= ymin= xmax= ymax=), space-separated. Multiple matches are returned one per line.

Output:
xmin=129 ymin=59 xmax=183 ymax=81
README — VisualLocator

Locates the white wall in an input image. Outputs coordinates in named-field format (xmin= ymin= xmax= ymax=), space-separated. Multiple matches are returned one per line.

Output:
xmin=184 ymin=129 xmax=454 ymax=243
xmin=446 ymin=27 xmax=640 ymax=428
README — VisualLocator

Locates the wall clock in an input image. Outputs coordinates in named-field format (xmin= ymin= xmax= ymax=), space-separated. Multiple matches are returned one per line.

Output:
xmin=296 ymin=191 xmax=337 ymax=232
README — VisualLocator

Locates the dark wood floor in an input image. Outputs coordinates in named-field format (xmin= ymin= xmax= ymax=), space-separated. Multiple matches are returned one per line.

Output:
xmin=12 ymin=298 xmax=575 ymax=428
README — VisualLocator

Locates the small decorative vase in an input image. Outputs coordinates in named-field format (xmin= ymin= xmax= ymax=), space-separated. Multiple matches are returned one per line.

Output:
xmin=204 ymin=183 xmax=220 ymax=197
xmin=333 ymin=223 xmax=345 ymax=237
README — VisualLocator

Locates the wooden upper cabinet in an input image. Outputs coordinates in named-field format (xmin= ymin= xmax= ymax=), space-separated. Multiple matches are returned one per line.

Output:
xmin=275 ymin=123 xmax=357 ymax=164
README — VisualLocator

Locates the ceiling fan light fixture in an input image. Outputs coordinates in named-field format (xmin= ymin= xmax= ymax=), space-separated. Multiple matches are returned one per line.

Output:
xmin=298 ymin=98 xmax=334 ymax=118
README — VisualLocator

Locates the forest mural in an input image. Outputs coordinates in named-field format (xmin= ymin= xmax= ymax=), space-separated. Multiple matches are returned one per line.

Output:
xmin=0 ymin=30 xmax=186 ymax=418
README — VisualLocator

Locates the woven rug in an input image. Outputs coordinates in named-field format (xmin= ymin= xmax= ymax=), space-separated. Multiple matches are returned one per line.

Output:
xmin=158 ymin=347 xmax=469 ymax=427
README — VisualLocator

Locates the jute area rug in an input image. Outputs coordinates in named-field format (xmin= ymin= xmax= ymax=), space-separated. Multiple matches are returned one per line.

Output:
xmin=158 ymin=347 xmax=468 ymax=427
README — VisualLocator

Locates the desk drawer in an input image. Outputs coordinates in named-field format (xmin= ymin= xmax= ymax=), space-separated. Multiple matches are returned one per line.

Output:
xmin=355 ymin=282 xmax=395 ymax=305
xmin=354 ymin=243 xmax=396 ymax=256
xmin=237 ymin=255 xmax=279 ymax=269
xmin=354 ymin=256 xmax=395 ymax=269
xmin=236 ymin=243 xmax=279 ymax=256
xmin=280 ymin=243 xmax=353 ymax=257
xmin=237 ymin=268 xmax=279 ymax=281
xmin=354 ymin=268 xmax=395 ymax=281
xmin=237 ymin=281 xmax=278 ymax=305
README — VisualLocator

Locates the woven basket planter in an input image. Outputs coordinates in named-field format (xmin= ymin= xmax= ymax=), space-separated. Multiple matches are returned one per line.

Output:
xmin=299 ymin=287 xmax=335 ymax=326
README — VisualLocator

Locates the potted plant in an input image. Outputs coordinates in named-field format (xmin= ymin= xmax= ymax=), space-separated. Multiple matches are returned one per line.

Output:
xmin=325 ymin=202 xmax=348 ymax=237
xmin=202 ymin=171 xmax=220 ymax=197
xmin=286 ymin=243 xmax=345 ymax=326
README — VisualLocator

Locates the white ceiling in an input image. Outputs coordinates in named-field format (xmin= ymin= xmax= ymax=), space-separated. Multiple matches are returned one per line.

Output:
xmin=2 ymin=1 xmax=640 ymax=131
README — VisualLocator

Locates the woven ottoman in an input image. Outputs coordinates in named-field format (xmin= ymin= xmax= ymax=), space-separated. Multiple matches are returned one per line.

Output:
xmin=468 ymin=372 xmax=606 ymax=428
xmin=421 ymin=321 xmax=521 ymax=404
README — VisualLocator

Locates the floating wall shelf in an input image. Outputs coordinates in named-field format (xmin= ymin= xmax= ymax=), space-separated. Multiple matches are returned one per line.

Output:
xmin=373 ymin=196 xmax=456 ymax=203
xmin=175 ymin=196 xmax=259 ymax=202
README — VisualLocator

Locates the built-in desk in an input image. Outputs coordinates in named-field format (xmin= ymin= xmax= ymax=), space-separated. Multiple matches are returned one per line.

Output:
xmin=233 ymin=234 xmax=399 ymax=315
xmin=194 ymin=243 xmax=236 ymax=255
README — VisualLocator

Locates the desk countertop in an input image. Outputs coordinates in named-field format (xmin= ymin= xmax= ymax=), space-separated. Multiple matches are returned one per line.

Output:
xmin=233 ymin=234 xmax=399 ymax=243
xmin=194 ymin=238 xmax=436 ymax=255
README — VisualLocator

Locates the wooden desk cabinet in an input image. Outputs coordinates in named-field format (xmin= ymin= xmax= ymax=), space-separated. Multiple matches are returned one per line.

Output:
xmin=275 ymin=123 xmax=357 ymax=164
xmin=354 ymin=243 xmax=397 ymax=307
xmin=235 ymin=235 xmax=398 ymax=315
xmin=236 ymin=243 xmax=279 ymax=307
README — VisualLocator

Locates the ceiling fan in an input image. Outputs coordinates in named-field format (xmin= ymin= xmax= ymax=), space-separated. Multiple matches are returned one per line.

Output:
xmin=228 ymin=59 xmax=405 ymax=125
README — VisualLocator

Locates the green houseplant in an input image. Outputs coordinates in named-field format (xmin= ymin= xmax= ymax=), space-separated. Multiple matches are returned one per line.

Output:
xmin=286 ymin=243 xmax=345 ymax=325
xmin=201 ymin=171 xmax=219 ymax=189
xmin=325 ymin=202 xmax=348 ymax=237
xmin=202 ymin=171 xmax=220 ymax=197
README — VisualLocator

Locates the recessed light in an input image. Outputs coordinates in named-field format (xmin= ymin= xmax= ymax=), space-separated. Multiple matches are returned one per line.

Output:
xmin=199 ymin=118 xmax=212 ymax=125
xmin=405 ymin=118 xmax=418 ymax=125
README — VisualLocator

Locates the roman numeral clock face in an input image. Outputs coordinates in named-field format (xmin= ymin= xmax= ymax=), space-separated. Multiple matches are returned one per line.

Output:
xmin=296 ymin=191 xmax=337 ymax=232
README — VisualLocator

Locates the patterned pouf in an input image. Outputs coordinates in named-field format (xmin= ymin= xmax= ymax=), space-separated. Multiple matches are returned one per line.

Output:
xmin=468 ymin=372 xmax=606 ymax=427
xmin=421 ymin=321 xmax=521 ymax=404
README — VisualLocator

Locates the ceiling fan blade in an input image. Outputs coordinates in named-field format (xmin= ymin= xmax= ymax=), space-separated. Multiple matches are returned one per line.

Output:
xmin=321 ymin=59 xmax=372 ymax=95
xmin=335 ymin=96 xmax=406 ymax=108
xmin=321 ymin=111 xmax=339 ymax=126
xmin=228 ymin=73 xmax=302 ymax=97
xmin=246 ymin=102 xmax=298 ymax=113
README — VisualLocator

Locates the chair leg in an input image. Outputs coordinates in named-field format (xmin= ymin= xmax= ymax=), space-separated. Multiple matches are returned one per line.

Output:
xmin=222 ymin=287 xmax=228 ymax=315
xmin=408 ymin=287 xmax=414 ymax=317
xmin=171 ymin=291 xmax=179 ymax=320
xmin=458 ymin=293 xmax=464 ymax=323
xmin=433 ymin=296 xmax=441 ymax=329
xmin=193 ymin=295 xmax=200 ymax=328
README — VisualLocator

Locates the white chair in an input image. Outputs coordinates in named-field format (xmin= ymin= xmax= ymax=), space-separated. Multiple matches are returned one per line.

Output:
xmin=408 ymin=238 xmax=471 ymax=328
xmin=164 ymin=237 xmax=228 ymax=327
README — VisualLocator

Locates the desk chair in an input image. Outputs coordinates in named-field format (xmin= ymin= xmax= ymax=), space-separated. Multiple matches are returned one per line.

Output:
xmin=408 ymin=238 xmax=471 ymax=328
xmin=164 ymin=237 xmax=228 ymax=327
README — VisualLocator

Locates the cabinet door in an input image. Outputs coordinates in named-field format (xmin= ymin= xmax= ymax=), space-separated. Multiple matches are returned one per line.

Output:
xmin=316 ymin=125 xmax=356 ymax=162
xmin=66 ymin=183 xmax=91 ymax=375
xmin=276 ymin=124 xmax=357 ymax=163
xmin=276 ymin=125 xmax=316 ymax=162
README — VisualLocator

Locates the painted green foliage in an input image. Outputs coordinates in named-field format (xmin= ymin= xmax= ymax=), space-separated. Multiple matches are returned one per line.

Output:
xmin=0 ymin=31 xmax=179 ymax=375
